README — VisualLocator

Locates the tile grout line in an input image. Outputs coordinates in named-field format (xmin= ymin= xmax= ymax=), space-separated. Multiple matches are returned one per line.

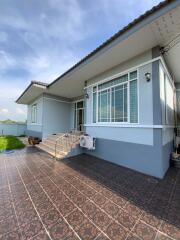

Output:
xmin=26 ymin=158 xmax=113 ymax=240
xmin=31 ymin=152 xmax=150 ymax=238
xmin=14 ymin=151 xmax=53 ymax=240
xmin=23 ymin=160 xmax=82 ymax=240
xmin=37 ymin=168 xmax=130 ymax=238
xmin=124 ymin=179 xmax=160 ymax=240
xmin=23 ymin=150 xmax=179 ymax=240
xmin=3 ymin=155 xmax=24 ymax=240
xmin=154 ymin=170 xmax=179 ymax=240
xmin=35 ymin=155 xmax=131 ymax=215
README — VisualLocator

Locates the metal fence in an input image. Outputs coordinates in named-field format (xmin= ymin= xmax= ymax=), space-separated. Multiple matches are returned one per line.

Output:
xmin=0 ymin=123 xmax=27 ymax=136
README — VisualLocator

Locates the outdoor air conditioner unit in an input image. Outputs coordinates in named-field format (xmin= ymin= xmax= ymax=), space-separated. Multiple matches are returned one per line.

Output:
xmin=80 ymin=135 xmax=95 ymax=150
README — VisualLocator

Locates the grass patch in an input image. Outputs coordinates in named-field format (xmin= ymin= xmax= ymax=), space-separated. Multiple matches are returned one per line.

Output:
xmin=0 ymin=136 xmax=25 ymax=151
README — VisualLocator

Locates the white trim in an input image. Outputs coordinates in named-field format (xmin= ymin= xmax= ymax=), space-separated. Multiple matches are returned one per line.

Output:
xmin=72 ymin=98 xmax=84 ymax=103
xmin=84 ymin=57 xmax=160 ymax=89
xmin=92 ymin=69 xmax=139 ymax=124
xmin=84 ymin=56 xmax=173 ymax=89
xmin=84 ymin=123 xmax=174 ymax=129
xmin=43 ymin=97 xmax=71 ymax=104
xmin=28 ymin=123 xmax=42 ymax=126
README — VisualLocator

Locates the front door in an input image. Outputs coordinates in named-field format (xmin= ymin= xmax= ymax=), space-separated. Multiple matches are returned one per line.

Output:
xmin=74 ymin=101 xmax=84 ymax=131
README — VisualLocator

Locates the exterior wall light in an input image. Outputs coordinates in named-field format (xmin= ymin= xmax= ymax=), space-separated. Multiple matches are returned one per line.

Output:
xmin=145 ymin=72 xmax=151 ymax=82
xmin=85 ymin=92 xmax=89 ymax=99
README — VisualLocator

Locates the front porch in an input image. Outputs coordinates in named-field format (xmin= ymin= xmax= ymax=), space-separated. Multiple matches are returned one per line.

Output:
xmin=0 ymin=147 xmax=180 ymax=239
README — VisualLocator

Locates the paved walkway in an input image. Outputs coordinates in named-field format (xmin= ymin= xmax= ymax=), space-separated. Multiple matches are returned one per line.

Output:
xmin=0 ymin=147 xmax=179 ymax=240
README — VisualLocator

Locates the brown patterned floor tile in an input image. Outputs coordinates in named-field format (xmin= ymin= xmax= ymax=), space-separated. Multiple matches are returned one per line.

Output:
xmin=36 ymin=201 xmax=55 ymax=216
xmin=91 ymin=193 xmax=108 ymax=207
xmin=140 ymin=211 xmax=162 ymax=229
xmin=0 ymin=230 xmax=22 ymax=240
xmin=76 ymin=220 xmax=100 ymax=240
xmin=155 ymin=232 xmax=173 ymax=240
xmin=160 ymin=221 xmax=180 ymax=239
xmin=91 ymin=209 xmax=112 ymax=231
xmin=124 ymin=202 xmax=142 ymax=218
xmin=133 ymin=221 xmax=157 ymax=240
xmin=17 ymin=208 xmax=38 ymax=226
xmin=126 ymin=233 xmax=141 ymax=240
xmin=21 ymin=219 xmax=43 ymax=240
xmin=0 ymin=206 xmax=15 ymax=220
xmin=81 ymin=185 xmax=97 ymax=198
xmin=41 ymin=209 xmax=62 ymax=228
xmin=81 ymin=201 xmax=98 ymax=218
xmin=100 ymin=188 xmax=114 ymax=198
xmin=116 ymin=209 xmax=137 ymax=230
xmin=110 ymin=194 xmax=127 ymax=208
xmin=103 ymin=201 xmax=120 ymax=218
xmin=57 ymin=198 xmax=76 ymax=216
xmin=0 ymin=215 xmax=18 ymax=236
xmin=65 ymin=209 xmax=86 ymax=230
xmin=48 ymin=220 xmax=70 ymax=240
xmin=70 ymin=192 xmax=87 ymax=207
xmin=14 ymin=198 xmax=33 ymax=212
xmin=31 ymin=231 xmax=50 ymax=240
xmin=95 ymin=233 xmax=110 ymax=240
xmin=105 ymin=221 xmax=128 ymax=240
xmin=63 ymin=230 xmax=80 ymax=240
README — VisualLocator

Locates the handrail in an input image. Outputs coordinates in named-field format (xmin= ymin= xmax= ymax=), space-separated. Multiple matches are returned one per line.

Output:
xmin=54 ymin=130 xmax=82 ymax=159
xmin=55 ymin=133 xmax=66 ymax=158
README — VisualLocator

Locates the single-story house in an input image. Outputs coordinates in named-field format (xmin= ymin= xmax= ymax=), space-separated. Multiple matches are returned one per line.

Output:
xmin=17 ymin=0 xmax=180 ymax=178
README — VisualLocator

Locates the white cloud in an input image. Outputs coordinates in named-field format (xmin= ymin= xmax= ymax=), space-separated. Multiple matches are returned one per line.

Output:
xmin=16 ymin=107 xmax=26 ymax=115
xmin=0 ymin=108 xmax=9 ymax=114
xmin=0 ymin=50 xmax=16 ymax=71
xmin=0 ymin=0 xmax=162 ymax=121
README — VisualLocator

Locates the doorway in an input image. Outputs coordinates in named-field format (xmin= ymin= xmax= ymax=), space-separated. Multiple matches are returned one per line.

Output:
xmin=74 ymin=100 xmax=84 ymax=131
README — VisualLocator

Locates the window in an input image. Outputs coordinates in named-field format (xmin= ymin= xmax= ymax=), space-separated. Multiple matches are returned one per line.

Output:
xmin=74 ymin=100 xmax=84 ymax=130
xmin=31 ymin=104 xmax=37 ymax=123
xmin=160 ymin=63 xmax=174 ymax=125
xmin=93 ymin=70 xmax=138 ymax=123
xmin=165 ymin=75 xmax=174 ymax=125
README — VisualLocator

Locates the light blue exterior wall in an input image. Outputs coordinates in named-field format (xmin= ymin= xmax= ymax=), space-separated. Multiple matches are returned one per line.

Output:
xmin=42 ymin=96 xmax=71 ymax=138
xmin=84 ymin=49 xmax=175 ymax=178
xmin=26 ymin=94 xmax=76 ymax=139
xmin=25 ymin=48 xmax=175 ymax=178
xmin=27 ymin=97 xmax=43 ymax=138
xmin=85 ymin=51 xmax=154 ymax=145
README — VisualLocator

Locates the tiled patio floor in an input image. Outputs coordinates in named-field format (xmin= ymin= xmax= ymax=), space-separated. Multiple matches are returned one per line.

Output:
xmin=0 ymin=147 xmax=180 ymax=240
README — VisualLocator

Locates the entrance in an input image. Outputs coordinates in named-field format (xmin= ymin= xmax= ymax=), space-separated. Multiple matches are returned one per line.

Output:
xmin=74 ymin=100 xmax=84 ymax=131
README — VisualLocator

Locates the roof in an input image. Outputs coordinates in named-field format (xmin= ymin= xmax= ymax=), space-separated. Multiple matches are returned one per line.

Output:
xmin=16 ymin=81 xmax=48 ymax=103
xmin=17 ymin=0 xmax=177 ymax=103
xmin=48 ymin=0 xmax=174 ymax=87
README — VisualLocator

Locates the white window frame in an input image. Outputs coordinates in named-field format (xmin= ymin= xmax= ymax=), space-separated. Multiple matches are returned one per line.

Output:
xmin=74 ymin=100 xmax=84 ymax=130
xmin=31 ymin=104 xmax=37 ymax=124
xmin=92 ymin=69 xmax=139 ymax=124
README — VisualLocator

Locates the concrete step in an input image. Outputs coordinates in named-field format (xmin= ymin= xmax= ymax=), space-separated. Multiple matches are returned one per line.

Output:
xmin=36 ymin=144 xmax=66 ymax=159
xmin=38 ymin=142 xmax=68 ymax=154
xmin=36 ymin=133 xmax=80 ymax=159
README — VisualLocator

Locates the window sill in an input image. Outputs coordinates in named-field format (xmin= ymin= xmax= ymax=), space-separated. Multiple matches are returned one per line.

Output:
xmin=84 ymin=124 xmax=164 ymax=129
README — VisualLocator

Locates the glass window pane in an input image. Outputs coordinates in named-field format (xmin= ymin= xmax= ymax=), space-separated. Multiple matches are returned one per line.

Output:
xmin=165 ymin=76 xmax=174 ymax=125
xmin=98 ymin=90 xmax=110 ymax=122
xmin=93 ymin=92 xmax=96 ymax=123
xmin=130 ymin=71 xmax=137 ymax=80
xmin=77 ymin=101 xmax=83 ymax=109
xmin=98 ymin=74 xmax=128 ymax=90
xmin=93 ymin=86 xmax=97 ymax=92
xmin=130 ymin=80 xmax=138 ymax=123
xmin=111 ymin=84 xmax=127 ymax=122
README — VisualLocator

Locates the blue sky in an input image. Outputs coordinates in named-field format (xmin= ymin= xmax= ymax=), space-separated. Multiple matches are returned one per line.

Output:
xmin=0 ymin=0 xmax=162 ymax=121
